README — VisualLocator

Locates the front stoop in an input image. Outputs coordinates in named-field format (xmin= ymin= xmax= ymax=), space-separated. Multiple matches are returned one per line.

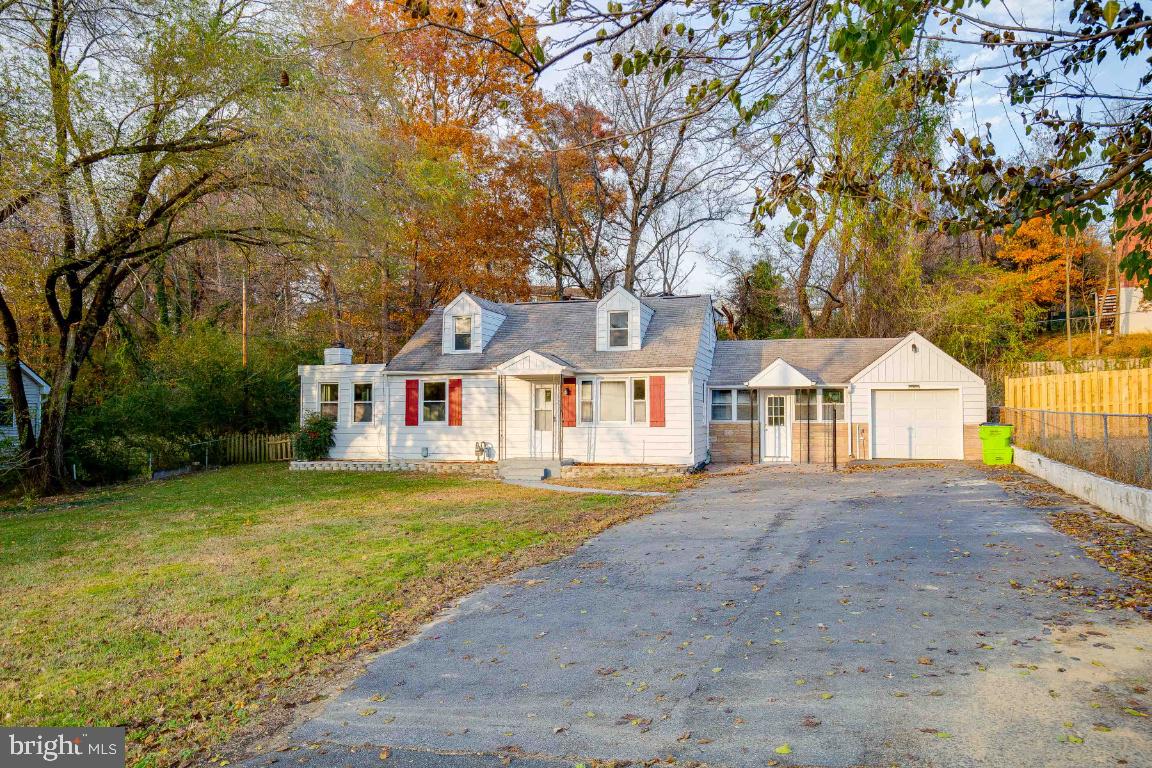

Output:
xmin=498 ymin=459 xmax=563 ymax=481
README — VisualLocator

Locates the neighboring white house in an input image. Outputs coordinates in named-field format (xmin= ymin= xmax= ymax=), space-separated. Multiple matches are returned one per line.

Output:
xmin=0 ymin=350 xmax=50 ymax=442
xmin=298 ymin=288 xmax=987 ymax=474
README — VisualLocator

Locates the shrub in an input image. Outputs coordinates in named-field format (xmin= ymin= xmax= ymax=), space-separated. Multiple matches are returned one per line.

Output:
xmin=294 ymin=413 xmax=336 ymax=461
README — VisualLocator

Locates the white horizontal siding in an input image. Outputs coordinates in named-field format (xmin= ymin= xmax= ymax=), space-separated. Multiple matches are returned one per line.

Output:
xmin=301 ymin=365 xmax=694 ymax=464
xmin=389 ymin=375 xmax=499 ymax=461
xmin=299 ymin=365 xmax=388 ymax=459
xmin=851 ymin=335 xmax=987 ymax=428
xmin=562 ymin=372 xmax=693 ymax=465
xmin=0 ymin=369 xmax=45 ymax=438
xmin=692 ymin=316 xmax=716 ymax=464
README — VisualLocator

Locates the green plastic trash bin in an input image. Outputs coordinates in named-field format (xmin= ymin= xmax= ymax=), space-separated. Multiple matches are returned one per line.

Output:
xmin=982 ymin=446 xmax=1014 ymax=465
xmin=979 ymin=423 xmax=1014 ymax=465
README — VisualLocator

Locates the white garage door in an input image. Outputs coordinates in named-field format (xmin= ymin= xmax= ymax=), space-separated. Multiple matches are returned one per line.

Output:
xmin=872 ymin=389 xmax=963 ymax=459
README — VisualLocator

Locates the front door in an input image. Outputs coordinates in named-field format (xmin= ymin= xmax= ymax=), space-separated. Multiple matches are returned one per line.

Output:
xmin=532 ymin=385 xmax=554 ymax=458
xmin=761 ymin=392 xmax=791 ymax=462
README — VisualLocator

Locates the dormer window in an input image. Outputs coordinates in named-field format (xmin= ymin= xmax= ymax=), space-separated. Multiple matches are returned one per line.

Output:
xmin=608 ymin=311 xmax=630 ymax=348
xmin=453 ymin=316 xmax=472 ymax=351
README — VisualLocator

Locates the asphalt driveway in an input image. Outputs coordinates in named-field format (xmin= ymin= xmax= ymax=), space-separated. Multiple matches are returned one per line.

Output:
xmin=244 ymin=463 xmax=1152 ymax=768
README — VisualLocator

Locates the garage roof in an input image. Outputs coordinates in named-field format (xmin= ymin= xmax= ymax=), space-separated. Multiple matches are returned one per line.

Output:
xmin=709 ymin=337 xmax=903 ymax=387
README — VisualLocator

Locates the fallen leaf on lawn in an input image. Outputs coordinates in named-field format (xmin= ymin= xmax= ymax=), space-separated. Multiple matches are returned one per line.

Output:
xmin=774 ymin=744 xmax=792 ymax=755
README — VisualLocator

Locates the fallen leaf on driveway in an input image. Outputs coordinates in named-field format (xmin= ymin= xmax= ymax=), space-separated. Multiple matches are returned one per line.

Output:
xmin=917 ymin=657 xmax=934 ymax=666
xmin=774 ymin=744 xmax=792 ymax=754
xmin=359 ymin=708 xmax=377 ymax=716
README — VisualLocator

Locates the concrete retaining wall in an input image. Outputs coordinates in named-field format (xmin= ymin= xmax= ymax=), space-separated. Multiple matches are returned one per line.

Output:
xmin=1013 ymin=447 xmax=1152 ymax=531
xmin=290 ymin=460 xmax=499 ymax=478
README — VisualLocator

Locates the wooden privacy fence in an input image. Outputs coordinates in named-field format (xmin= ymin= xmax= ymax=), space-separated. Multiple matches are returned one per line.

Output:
xmin=1004 ymin=367 xmax=1152 ymax=415
xmin=209 ymin=433 xmax=294 ymax=465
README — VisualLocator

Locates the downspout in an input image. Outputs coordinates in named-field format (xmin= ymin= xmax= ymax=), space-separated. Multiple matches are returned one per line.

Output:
xmin=748 ymin=389 xmax=754 ymax=464
xmin=846 ymin=384 xmax=854 ymax=459
xmin=383 ymin=371 xmax=391 ymax=462
xmin=806 ymin=390 xmax=812 ymax=464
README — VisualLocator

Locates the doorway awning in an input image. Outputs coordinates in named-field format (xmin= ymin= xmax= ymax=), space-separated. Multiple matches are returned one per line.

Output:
xmin=745 ymin=358 xmax=815 ymax=388
xmin=494 ymin=349 xmax=573 ymax=377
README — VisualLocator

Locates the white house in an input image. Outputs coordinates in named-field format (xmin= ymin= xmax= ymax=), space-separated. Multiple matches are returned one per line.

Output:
xmin=0 ymin=351 xmax=50 ymax=442
xmin=298 ymin=288 xmax=986 ymax=476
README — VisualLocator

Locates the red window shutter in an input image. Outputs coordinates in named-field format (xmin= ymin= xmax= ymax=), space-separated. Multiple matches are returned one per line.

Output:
xmin=650 ymin=376 xmax=666 ymax=427
xmin=405 ymin=379 xmax=419 ymax=426
xmin=561 ymin=377 xmax=577 ymax=427
xmin=448 ymin=378 xmax=463 ymax=426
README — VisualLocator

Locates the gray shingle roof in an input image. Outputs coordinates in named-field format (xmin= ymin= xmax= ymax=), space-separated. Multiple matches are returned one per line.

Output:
xmin=708 ymin=338 xmax=903 ymax=386
xmin=387 ymin=295 xmax=713 ymax=372
xmin=463 ymin=292 xmax=506 ymax=316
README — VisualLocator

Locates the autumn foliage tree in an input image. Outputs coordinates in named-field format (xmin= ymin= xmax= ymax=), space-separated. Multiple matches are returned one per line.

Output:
xmin=993 ymin=217 xmax=1109 ymax=313
xmin=317 ymin=0 xmax=545 ymax=358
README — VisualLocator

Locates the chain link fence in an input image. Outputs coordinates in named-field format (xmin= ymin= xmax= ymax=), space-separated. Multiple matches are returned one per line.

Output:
xmin=996 ymin=406 xmax=1152 ymax=489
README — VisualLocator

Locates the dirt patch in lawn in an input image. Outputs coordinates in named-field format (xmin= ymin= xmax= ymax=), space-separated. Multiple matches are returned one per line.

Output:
xmin=988 ymin=466 xmax=1152 ymax=618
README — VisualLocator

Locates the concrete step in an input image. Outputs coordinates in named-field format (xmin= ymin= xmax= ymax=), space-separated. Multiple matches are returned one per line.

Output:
xmin=498 ymin=459 xmax=562 ymax=481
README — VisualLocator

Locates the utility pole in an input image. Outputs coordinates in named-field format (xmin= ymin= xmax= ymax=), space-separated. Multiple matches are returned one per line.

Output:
xmin=241 ymin=262 xmax=249 ymax=369
xmin=1064 ymin=232 xmax=1072 ymax=358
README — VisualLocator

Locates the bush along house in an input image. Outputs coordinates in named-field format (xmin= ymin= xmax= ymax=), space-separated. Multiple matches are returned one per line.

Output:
xmin=296 ymin=287 xmax=986 ymax=478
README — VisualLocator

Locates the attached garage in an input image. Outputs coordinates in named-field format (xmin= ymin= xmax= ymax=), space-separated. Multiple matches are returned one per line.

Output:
xmin=851 ymin=332 xmax=986 ymax=461
xmin=871 ymin=389 xmax=963 ymax=459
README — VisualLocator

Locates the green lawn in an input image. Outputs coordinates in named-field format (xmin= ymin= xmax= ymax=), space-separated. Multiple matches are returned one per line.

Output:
xmin=0 ymin=465 xmax=665 ymax=766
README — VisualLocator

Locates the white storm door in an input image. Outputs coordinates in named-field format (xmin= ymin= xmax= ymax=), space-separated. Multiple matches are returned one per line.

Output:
xmin=532 ymin=385 xmax=554 ymax=458
xmin=761 ymin=393 xmax=790 ymax=462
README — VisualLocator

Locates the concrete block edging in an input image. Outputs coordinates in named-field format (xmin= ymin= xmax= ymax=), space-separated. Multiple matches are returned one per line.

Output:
xmin=1013 ymin=447 xmax=1152 ymax=532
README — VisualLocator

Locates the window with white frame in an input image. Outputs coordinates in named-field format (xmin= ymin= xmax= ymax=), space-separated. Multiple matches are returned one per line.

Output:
xmin=599 ymin=380 xmax=627 ymax=422
xmin=578 ymin=380 xmax=594 ymax=423
xmin=821 ymin=388 xmax=845 ymax=421
xmin=736 ymin=390 xmax=756 ymax=420
xmin=711 ymin=389 xmax=732 ymax=421
xmin=319 ymin=383 xmax=339 ymax=420
xmin=795 ymin=387 xmax=844 ymax=422
xmin=795 ymin=388 xmax=818 ymax=421
xmin=422 ymin=381 xmax=447 ymax=423
xmin=632 ymin=378 xmax=647 ymax=422
xmin=711 ymin=389 xmax=756 ymax=421
xmin=353 ymin=383 xmax=373 ymax=423
xmin=453 ymin=316 xmax=472 ymax=351
xmin=608 ymin=311 xmax=630 ymax=348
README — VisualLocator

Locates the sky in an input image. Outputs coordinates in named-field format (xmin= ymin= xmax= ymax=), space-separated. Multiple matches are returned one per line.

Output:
xmin=531 ymin=0 xmax=1141 ymax=296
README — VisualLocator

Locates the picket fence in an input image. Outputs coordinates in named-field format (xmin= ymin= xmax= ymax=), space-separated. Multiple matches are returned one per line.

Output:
xmin=1004 ymin=368 xmax=1152 ymax=416
xmin=214 ymin=433 xmax=295 ymax=464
